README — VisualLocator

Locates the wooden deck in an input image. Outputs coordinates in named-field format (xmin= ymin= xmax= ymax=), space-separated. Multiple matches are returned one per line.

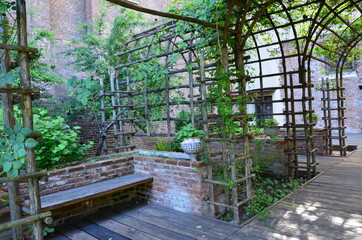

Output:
xmin=47 ymin=203 xmax=239 ymax=240
xmin=228 ymin=134 xmax=362 ymax=240
xmin=48 ymin=134 xmax=362 ymax=240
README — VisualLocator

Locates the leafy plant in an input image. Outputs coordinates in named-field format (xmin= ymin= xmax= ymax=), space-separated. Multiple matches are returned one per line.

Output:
xmin=310 ymin=113 xmax=319 ymax=122
xmin=264 ymin=118 xmax=279 ymax=127
xmin=176 ymin=124 xmax=204 ymax=141
xmin=154 ymin=138 xmax=170 ymax=151
xmin=175 ymin=110 xmax=190 ymax=132
xmin=33 ymin=109 xmax=93 ymax=169
xmin=0 ymin=125 xmax=38 ymax=177
xmin=244 ymin=165 xmax=304 ymax=220
xmin=43 ymin=227 xmax=55 ymax=237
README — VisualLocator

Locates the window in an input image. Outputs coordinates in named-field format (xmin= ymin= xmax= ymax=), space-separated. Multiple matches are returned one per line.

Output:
xmin=255 ymin=96 xmax=273 ymax=122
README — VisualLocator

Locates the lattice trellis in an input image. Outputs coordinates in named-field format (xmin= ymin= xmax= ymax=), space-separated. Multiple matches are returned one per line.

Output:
xmin=98 ymin=0 xmax=362 ymax=223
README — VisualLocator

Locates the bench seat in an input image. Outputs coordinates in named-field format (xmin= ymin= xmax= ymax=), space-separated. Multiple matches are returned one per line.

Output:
xmin=24 ymin=173 xmax=152 ymax=212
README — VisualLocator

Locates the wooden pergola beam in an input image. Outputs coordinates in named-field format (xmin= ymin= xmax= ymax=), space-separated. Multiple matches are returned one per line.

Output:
xmin=0 ymin=43 xmax=38 ymax=53
xmin=106 ymin=0 xmax=236 ymax=33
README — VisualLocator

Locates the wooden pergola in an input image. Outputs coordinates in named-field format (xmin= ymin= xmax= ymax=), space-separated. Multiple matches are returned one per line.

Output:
xmin=1 ymin=0 xmax=361 ymax=238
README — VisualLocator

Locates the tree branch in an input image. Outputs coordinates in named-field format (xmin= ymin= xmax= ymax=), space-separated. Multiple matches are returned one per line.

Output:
xmin=106 ymin=0 xmax=236 ymax=33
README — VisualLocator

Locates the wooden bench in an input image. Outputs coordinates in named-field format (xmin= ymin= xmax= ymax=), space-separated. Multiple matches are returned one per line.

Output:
xmin=24 ymin=173 xmax=153 ymax=214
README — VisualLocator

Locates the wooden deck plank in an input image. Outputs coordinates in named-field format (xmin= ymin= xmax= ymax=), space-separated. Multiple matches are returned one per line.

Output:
xmin=137 ymin=204 xmax=238 ymax=237
xmin=54 ymin=224 xmax=98 ymax=240
xmin=233 ymin=225 xmax=303 ymax=240
xmin=100 ymin=208 xmax=194 ymax=240
xmin=85 ymin=214 xmax=161 ymax=240
xmin=117 ymin=205 xmax=224 ymax=240
xmin=149 ymin=204 xmax=238 ymax=231
xmin=239 ymin=138 xmax=362 ymax=239
xmin=71 ymin=218 xmax=130 ymax=240
xmin=269 ymin=205 xmax=362 ymax=233
xmin=245 ymin=223 xmax=340 ymax=240
xmin=47 ymin=232 xmax=71 ymax=240
xmin=225 ymin=228 xmax=263 ymax=240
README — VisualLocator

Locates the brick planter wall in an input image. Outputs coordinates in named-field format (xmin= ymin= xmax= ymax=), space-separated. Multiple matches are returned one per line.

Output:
xmin=280 ymin=128 xmax=326 ymax=155
xmin=133 ymin=156 xmax=208 ymax=215
xmin=211 ymin=139 xmax=289 ymax=177
xmin=248 ymin=139 xmax=288 ymax=177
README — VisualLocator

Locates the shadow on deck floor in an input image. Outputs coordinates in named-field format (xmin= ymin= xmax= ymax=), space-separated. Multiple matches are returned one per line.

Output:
xmin=47 ymin=202 xmax=239 ymax=240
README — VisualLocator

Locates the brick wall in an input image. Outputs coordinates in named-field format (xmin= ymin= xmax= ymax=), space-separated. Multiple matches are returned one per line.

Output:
xmin=19 ymin=156 xmax=134 ymax=199
xmin=210 ymin=138 xmax=289 ymax=177
xmin=248 ymin=139 xmax=288 ymax=177
xmin=280 ymin=128 xmax=326 ymax=155
xmin=133 ymin=156 xmax=208 ymax=215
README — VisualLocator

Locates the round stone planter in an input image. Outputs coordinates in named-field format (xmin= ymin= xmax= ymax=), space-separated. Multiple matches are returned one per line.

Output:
xmin=180 ymin=137 xmax=203 ymax=161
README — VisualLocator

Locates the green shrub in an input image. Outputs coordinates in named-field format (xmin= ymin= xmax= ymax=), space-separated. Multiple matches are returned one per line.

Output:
xmin=33 ymin=109 xmax=93 ymax=169
xmin=175 ymin=110 xmax=190 ymax=132
xmin=176 ymin=124 xmax=204 ymax=141
xmin=154 ymin=138 xmax=169 ymax=151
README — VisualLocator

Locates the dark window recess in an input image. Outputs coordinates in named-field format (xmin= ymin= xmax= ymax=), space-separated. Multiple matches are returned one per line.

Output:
xmin=359 ymin=86 xmax=362 ymax=90
xmin=255 ymin=96 xmax=273 ymax=123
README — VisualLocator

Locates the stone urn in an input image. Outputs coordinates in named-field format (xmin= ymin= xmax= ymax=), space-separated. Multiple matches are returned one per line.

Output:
xmin=180 ymin=137 xmax=203 ymax=161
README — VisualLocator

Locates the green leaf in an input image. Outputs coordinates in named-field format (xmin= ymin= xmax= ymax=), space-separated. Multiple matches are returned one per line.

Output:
xmin=12 ymin=160 xmax=22 ymax=170
xmin=12 ymin=144 xmax=19 ymax=151
xmin=3 ymin=161 xmax=12 ymax=172
xmin=14 ymin=124 xmax=22 ymax=133
xmin=0 ymin=70 xmax=16 ymax=85
xmin=25 ymin=138 xmax=38 ymax=148
xmin=8 ymin=167 xmax=18 ymax=177
xmin=18 ymin=148 xmax=27 ymax=158
xmin=20 ymin=128 xmax=32 ymax=135
xmin=4 ymin=127 xmax=14 ymax=135
xmin=16 ymin=134 xmax=25 ymax=143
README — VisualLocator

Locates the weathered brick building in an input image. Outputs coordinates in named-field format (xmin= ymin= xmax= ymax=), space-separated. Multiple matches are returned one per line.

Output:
xmin=27 ymin=0 xmax=172 ymax=98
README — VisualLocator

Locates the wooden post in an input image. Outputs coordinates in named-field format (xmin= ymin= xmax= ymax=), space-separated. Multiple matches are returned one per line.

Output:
xmin=16 ymin=0 xmax=43 ymax=239
xmin=1 ymin=15 xmax=23 ymax=240
xmin=188 ymin=40 xmax=195 ymax=125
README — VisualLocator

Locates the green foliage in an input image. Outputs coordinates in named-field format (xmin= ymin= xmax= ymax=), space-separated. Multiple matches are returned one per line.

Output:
xmin=67 ymin=76 xmax=102 ymax=106
xmin=64 ymin=6 xmax=144 ymax=76
xmin=175 ymin=110 xmax=190 ymax=132
xmin=310 ymin=113 xmax=319 ymax=122
xmin=33 ymin=109 xmax=93 ymax=169
xmin=0 ymin=70 xmax=16 ymax=85
xmin=264 ymin=119 xmax=279 ymax=127
xmin=0 ymin=125 xmax=38 ymax=177
xmin=154 ymin=138 xmax=170 ymax=151
xmin=43 ymin=226 xmax=55 ymax=236
xmin=176 ymin=124 xmax=204 ymax=141
xmin=0 ymin=1 xmax=17 ymax=42
xmin=244 ymin=164 xmax=304 ymax=220
xmin=154 ymin=138 xmax=183 ymax=152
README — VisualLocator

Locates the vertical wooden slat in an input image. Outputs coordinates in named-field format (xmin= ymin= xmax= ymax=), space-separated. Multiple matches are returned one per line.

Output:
xmin=165 ymin=39 xmax=172 ymax=136
xmin=289 ymin=73 xmax=298 ymax=177
xmin=1 ymin=16 xmax=23 ymax=239
xmin=199 ymin=53 xmax=208 ymax=136
xmin=16 ymin=0 xmax=43 ymax=239
xmin=188 ymin=41 xmax=195 ymax=125
xmin=110 ymin=70 xmax=119 ymax=151
xmin=326 ymin=80 xmax=332 ymax=155
xmin=321 ymin=78 xmax=328 ymax=155
xmin=99 ymin=77 xmax=108 ymax=155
